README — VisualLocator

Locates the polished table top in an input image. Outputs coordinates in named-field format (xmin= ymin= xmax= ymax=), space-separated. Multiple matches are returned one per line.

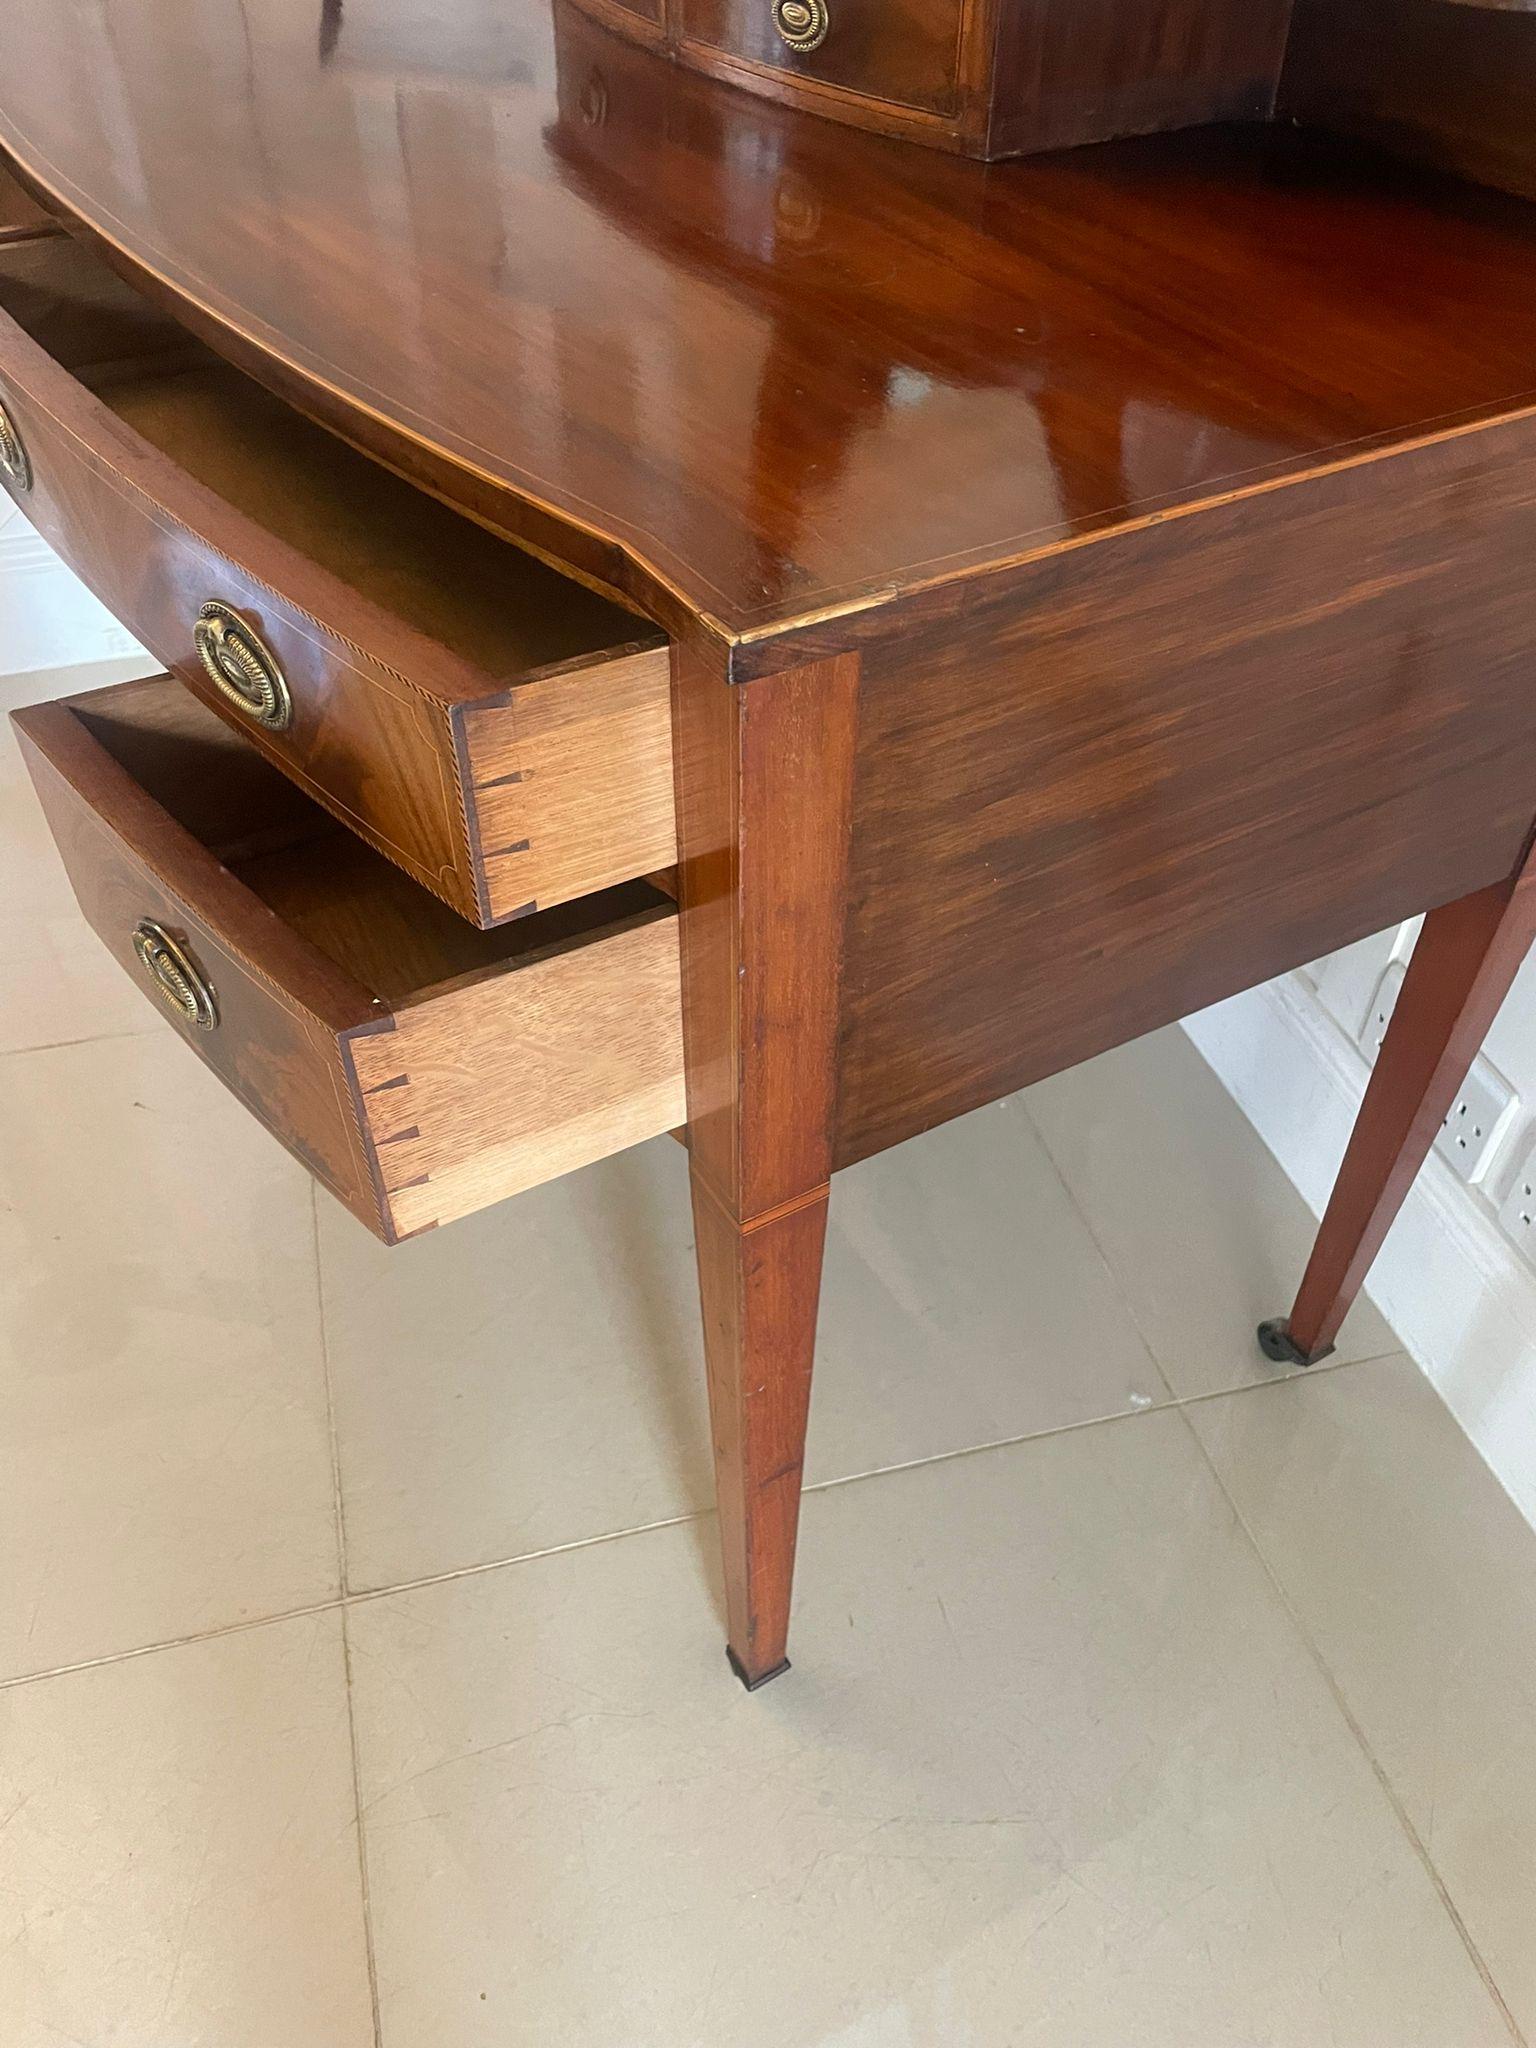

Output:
xmin=8 ymin=0 xmax=1536 ymax=661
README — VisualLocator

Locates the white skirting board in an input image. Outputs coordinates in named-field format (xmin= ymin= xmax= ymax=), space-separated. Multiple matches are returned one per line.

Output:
xmin=1185 ymin=975 xmax=1536 ymax=1530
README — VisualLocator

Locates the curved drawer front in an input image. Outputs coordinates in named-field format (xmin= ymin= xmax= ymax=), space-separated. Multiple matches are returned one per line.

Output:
xmin=677 ymin=0 xmax=969 ymax=115
xmin=0 ymin=235 xmax=675 ymax=929
xmin=12 ymin=677 xmax=687 ymax=1244
xmin=12 ymin=688 xmax=386 ymax=1223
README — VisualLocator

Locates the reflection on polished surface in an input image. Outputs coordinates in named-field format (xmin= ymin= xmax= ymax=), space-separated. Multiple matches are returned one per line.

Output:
xmin=5 ymin=0 xmax=1536 ymax=640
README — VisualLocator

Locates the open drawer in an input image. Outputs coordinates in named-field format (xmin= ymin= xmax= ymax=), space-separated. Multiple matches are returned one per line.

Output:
xmin=0 ymin=232 xmax=675 ymax=928
xmin=12 ymin=676 xmax=686 ymax=1243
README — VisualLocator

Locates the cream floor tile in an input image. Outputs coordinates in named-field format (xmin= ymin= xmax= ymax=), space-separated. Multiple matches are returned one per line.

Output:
xmin=0 ymin=1610 xmax=375 ymax=2048
xmin=320 ymin=1101 xmax=1165 ymax=1593
xmin=1024 ymin=1025 xmax=1399 ymax=1397
xmin=1 ymin=661 xmax=162 ymax=1056
xmin=1188 ymin=1353 xmax=1536 ymax=2038
xmin=0 ymin=1031 xmax=340 ymax=1679
xmin=347 ymin=1410 xmax=1507 ymax=2048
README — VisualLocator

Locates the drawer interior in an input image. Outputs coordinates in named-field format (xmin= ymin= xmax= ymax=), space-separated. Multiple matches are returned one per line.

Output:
xmin=73 ymin=675 xmax=673 ymax=1003
xmin=0 ymin=234 xmax=657 ymax=681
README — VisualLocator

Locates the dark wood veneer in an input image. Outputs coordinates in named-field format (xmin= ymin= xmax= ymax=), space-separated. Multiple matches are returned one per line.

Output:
xmin=13 ymin=678 xmax=685 ymax=1245
xmin=9 ymin=5 xmax=1536 ymax=656
xmin=1283 ymin=0 xmax=1536 ymax=202
xmin=0 ymin=231 xmax=671 ymax=928
xmin=834 ymin=412 xmax=1536 ymax=1165
xmin=581 ymin=0 xmax=1295 ymax=158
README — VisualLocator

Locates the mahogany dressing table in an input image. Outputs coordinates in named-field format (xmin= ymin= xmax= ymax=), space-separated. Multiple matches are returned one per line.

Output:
xmin=5 ymin=0 xmax=1536 ymax=1688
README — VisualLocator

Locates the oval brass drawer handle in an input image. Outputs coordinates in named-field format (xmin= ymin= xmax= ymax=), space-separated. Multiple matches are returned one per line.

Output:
xmin=132 ymin=919 xmax=219 ymax=1031
xmin=0 ymin=396 xmax=31 ymax=492
xmin=194 ymin=601 xmax=292 ymax=732
xmin=773 ymin=0 xmax=829 ymax=52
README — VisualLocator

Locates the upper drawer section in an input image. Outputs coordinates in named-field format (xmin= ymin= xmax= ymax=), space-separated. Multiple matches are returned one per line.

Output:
xmin=676 ymin=0 xmax=968 ymax=116
xmin=0 ymin=232 xmax=675 ymax=928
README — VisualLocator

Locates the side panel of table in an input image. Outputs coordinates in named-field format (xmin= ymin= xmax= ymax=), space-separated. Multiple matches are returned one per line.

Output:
xmin=834 ymin=414 xmax=1536 ymax=1167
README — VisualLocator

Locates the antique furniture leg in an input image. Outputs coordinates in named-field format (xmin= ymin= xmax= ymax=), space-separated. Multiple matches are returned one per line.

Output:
xmin=1261 ymin=835 xmax=1536 ymax=1369
xmin=671 ymin=635 xmax=860 ymax=1688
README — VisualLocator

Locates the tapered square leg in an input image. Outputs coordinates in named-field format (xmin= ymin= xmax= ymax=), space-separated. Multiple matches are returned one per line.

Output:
xmin=1269 ymin=841 xmax=1536 ymax=1364
xmin=669 ymin=633 xmax=861 ymax=1687
xmin=692 ymin=1177 xmax=829 ymax=1687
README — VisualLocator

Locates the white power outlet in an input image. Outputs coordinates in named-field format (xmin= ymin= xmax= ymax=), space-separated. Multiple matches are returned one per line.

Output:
xmin=1497 ymin=1139 xmax=1536 ymax=1263
xmin=1358 ymin=962 xmax=1406 ymax=1062
xmin=1435 ymin=1056 xmax=1518 ymax=1186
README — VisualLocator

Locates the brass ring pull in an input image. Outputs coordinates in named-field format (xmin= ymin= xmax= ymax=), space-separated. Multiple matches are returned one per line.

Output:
xmin=132 ymin=920 xmax=219 ymax=1032
xmin=193 ymin=601 xmax=292 ymax=732
xmin=772 ymin=0 xmax=829 ymax=51
xmin=0 ymin=396 xmax=31 ymax=492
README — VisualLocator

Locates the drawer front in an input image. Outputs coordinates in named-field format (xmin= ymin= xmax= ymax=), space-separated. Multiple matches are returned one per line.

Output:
xmin=677 ymin=0 xmax=969 ymax=115
xmin=13 ymin=680 xmax=687 ymax=1244
xmin=0 ymin=275 xmax=676 ymax=929
xmin=0 ymin=346 xmax=479 ymax=913
xmin=13 ymin=698 xmax=386 ymax=1227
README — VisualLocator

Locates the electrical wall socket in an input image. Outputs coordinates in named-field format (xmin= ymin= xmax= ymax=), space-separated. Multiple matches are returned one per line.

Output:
xmin=1497 ymin=1139 xmax=1536 ymax=1263
xmin=1435 ymin=1055 xmax=1518 ymax=1186
xmin=1358 ymin=961 xmax=1405 ymax=1062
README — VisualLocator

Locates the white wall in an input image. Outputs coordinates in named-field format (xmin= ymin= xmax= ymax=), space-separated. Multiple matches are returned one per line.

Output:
xmin=1186 ymin=935 xmax=1536 ymax=1529
xmin=0 ymin=504 xmax=147 ymax=679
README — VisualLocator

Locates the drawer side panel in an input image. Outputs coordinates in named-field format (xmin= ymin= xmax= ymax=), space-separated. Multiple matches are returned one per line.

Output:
xmin=458 ymin=647 xmax=676 ymax=922
xmin=347 ymin=910 xmax=686 ymax=1235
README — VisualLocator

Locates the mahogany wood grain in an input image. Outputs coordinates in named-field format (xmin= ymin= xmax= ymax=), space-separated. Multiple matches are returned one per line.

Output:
xmin=0 ymin=232 xmax=671 ymax=926
xmin=1282 ymin=0 xmax=1536 ymax=202
xmin=1277 ymin=842 xmax=1536 ymax=1363
xmin=834 ymin=411 xmax=1536 ymax=1166
xmin=13 ymin=677 xmax=686 ymax=1244
xmin=691 ymin=1178 xmax=830 ymax=1688
xmin=10 ymin=5 xmax=1536 ymax=661
xmin=675 ymin=0 xmax=969 ymax=118
xmin=988 ymin=0 xmax=1291 ymax=156
xmin=13 ymin=681 xmax=387 ymax=1227
xmin=673 ymin=633 xmax=861 ymax=1684
xmin=592 ymin=0 xmax=1291 ymax=158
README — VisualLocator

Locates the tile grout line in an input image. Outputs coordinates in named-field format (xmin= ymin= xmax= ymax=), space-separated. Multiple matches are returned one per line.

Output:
xmin=313 ymin=1182 xmax=386 ymax=2048
xmin=0 ymin=1352 xmax=1408 ymax=1695
xmin=343 ymin=1508 xmax=711 ymax=1609
xmin=1014 ymin=1089 xmax=1403 ymax=1402
xmin=0 ymin=1593 xmax=349 ymax=1692
xmin=1009 ymin=1094 xmax=1180 ymax=1405
xmin=1175 ymin=1401 xmax=1529 ymax=2048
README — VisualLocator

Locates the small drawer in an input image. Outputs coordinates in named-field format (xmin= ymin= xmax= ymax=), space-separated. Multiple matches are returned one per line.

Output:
xmin=0 ymin=233 xmax=675 ymax=929
xmin=677 ymin=0 xmax=966 ymax=116
xmin=13 ymin=677 xmax=686 ymax=1243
